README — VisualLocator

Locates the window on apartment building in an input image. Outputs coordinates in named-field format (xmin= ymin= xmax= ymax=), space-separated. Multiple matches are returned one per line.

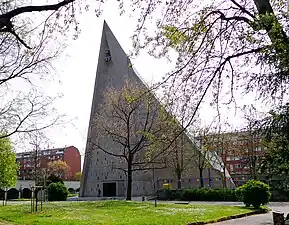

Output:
xmin=230 ymin=165 xmax=234 ymax=171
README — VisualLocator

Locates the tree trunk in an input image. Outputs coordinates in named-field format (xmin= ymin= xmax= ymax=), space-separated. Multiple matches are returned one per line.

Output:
xmin=222 ymin=167 xmax=227 ymax=188
xmin=126 ymin=159 xmax=133 ymax=201
xmin=199 ymin=168 xmax=204 ymax=188
xmin=251 ymin=156 xmax=257 ymax=180
xmin=253 ymin=0 xmax=288 ymax=44
xmin=177 ymin=172 xmax=181 ymax=190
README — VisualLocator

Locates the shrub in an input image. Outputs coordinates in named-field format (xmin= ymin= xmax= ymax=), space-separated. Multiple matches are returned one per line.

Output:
xmin=157 ymin=188 xmax=237 ymax=201
xmin=157 ymin=189 xmax=183 ymax=200
xmin=46 ymin=174 xmax=64 ymax=187
xmin=181 ymin=188 xmax=237 ymax=201
xmin=235 ymin=180 xmax=271 ymax=208
xmin=47 ymin=182 xmax=69 ymax=201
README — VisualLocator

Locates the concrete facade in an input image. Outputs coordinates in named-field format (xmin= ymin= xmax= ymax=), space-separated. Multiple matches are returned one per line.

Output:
xmin=80 ymin=21 xmax=234 ymax=198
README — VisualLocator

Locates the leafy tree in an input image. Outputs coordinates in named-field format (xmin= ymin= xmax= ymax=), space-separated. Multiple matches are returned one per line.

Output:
xmin=129 ymin=0 xmax=289 ymax=132
xmin=75 ymin=172 xmax=82 ymax=181
xmin=0 ymin=136 xmax=18 ymax=188
xmin=47 ymin=160 xmax=71 ymax=180
xmin=89 ymin=80 xmax=168 ymax=200
xmin=260 ymin=104 xmax=289 ymax=189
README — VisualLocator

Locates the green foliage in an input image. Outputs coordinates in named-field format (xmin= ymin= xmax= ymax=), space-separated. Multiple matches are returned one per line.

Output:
xmin=46 ymin=174 xmax=64 ymax=187
xmin=157 ymin=188 xmax=237 ymax=201
xmin=235 ymin=180 xmax=271 ymax=208
xmin=47 ymin=182 xmax=69 ymax=201
xmin=0 ymin=136 xmax=18 ymax=188
xmin=74 ymin=172 xmax=82 ymax=181
xmin=261 ymin=104 xmax=289 ymax=189
xmin=162 ymin=25 xmax=188 ymax=48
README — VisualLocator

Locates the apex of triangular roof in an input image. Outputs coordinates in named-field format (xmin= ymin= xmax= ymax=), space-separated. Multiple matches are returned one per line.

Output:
xmin=103 ymin=20 xmax=110 ymax=32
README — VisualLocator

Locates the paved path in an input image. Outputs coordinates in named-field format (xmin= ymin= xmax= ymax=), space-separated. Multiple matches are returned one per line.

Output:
xmin=146 ymin=200 xmax=289 ymax=225
xmin=213 ymin=202 xmax=289 ymax=225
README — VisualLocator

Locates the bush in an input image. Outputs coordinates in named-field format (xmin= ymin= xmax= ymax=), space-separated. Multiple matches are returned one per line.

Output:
xmin=181 ymin=188 xmax=237 ymax=201
xmin=157 ymin=188 xmax=237 ymax=201
xmin=46 ymin=174 xmax=64 ymax=187
xmin=47 ymin=182 xmax=69 ymax=201
xmin=157 ymin=189 xmax=183 ymax=200
xmin=235 ymin=180 xmax=271 ymax=208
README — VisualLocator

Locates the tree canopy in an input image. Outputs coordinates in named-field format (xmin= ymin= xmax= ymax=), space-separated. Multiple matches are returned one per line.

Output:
xmin=47 ymin=160 xmax=71 ymax=180
xmin=89 ymin=80 xmax=169 ymax=200
xmin=0 ymin=136 xmax=18 ymax=188
xmin=128 ymin=0 xmax=289 ymax=124
xmin=259 ymin=104 xmax=289 ymax=189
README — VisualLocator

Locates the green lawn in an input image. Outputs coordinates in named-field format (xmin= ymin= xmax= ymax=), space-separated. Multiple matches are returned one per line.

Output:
xmin=0 ymin=201 xmax=258 ymax=225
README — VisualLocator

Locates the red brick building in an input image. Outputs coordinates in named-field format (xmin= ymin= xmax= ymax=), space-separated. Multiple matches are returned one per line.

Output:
xmin=197 ymin=131 xmax=265 ymax=184
xmin=16 ymin=146 xmax=81 ymax=181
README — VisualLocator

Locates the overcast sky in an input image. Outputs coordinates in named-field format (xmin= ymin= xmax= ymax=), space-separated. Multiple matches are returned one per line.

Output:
xmin=16 ymin=1 xmax=272 ymax=168
xmin=39 ymin=2 xmax=176 ymax=161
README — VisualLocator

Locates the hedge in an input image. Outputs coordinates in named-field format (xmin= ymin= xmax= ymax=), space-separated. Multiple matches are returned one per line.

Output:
xmin=157 ymin=188 xmax=237 ymax=201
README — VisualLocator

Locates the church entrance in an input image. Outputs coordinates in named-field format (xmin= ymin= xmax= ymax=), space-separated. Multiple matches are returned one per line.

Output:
xmin=103 ymin=182 xmax=116 ymax=197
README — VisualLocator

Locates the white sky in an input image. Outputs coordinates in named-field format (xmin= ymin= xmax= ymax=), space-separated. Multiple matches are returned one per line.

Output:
xmin=39 ymin=2 xmax=178 ymax=164
xmin=14 ymin=1 xmax=273 ymax=168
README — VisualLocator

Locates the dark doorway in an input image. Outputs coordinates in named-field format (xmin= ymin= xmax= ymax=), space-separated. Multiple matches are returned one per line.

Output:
xmin=103 ymin=182 xmax=116 ymax=197
xmin=7 ymin=188 xmax=19 ymax=199
xmin=22 ymin=188 xmax=32 ymax=199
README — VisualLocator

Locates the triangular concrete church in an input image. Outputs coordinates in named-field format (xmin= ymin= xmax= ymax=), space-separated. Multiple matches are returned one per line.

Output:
xmin=80 ymin=21 xmax=233 ymax=197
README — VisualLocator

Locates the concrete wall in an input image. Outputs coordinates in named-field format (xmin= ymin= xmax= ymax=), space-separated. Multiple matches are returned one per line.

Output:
xmin=9 ymin=180 xmax=80 ymax=191
xmin=80 ymin=21 xmax=235 ymax=198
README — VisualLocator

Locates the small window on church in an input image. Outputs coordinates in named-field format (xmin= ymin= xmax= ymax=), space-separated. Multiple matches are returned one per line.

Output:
xmin=104 ymin=56 xmax=111 ymax=62
xmin=105 ymin=49 xmax=111 ymax=56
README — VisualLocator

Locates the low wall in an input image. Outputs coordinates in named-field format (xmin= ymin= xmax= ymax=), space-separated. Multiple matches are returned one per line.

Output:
xmin=8 ymin=180 xmax=80 ymax=191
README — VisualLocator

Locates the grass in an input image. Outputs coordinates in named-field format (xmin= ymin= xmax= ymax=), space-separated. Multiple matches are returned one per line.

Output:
xmin=0 ymin=200 xmax=262 ymax=225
